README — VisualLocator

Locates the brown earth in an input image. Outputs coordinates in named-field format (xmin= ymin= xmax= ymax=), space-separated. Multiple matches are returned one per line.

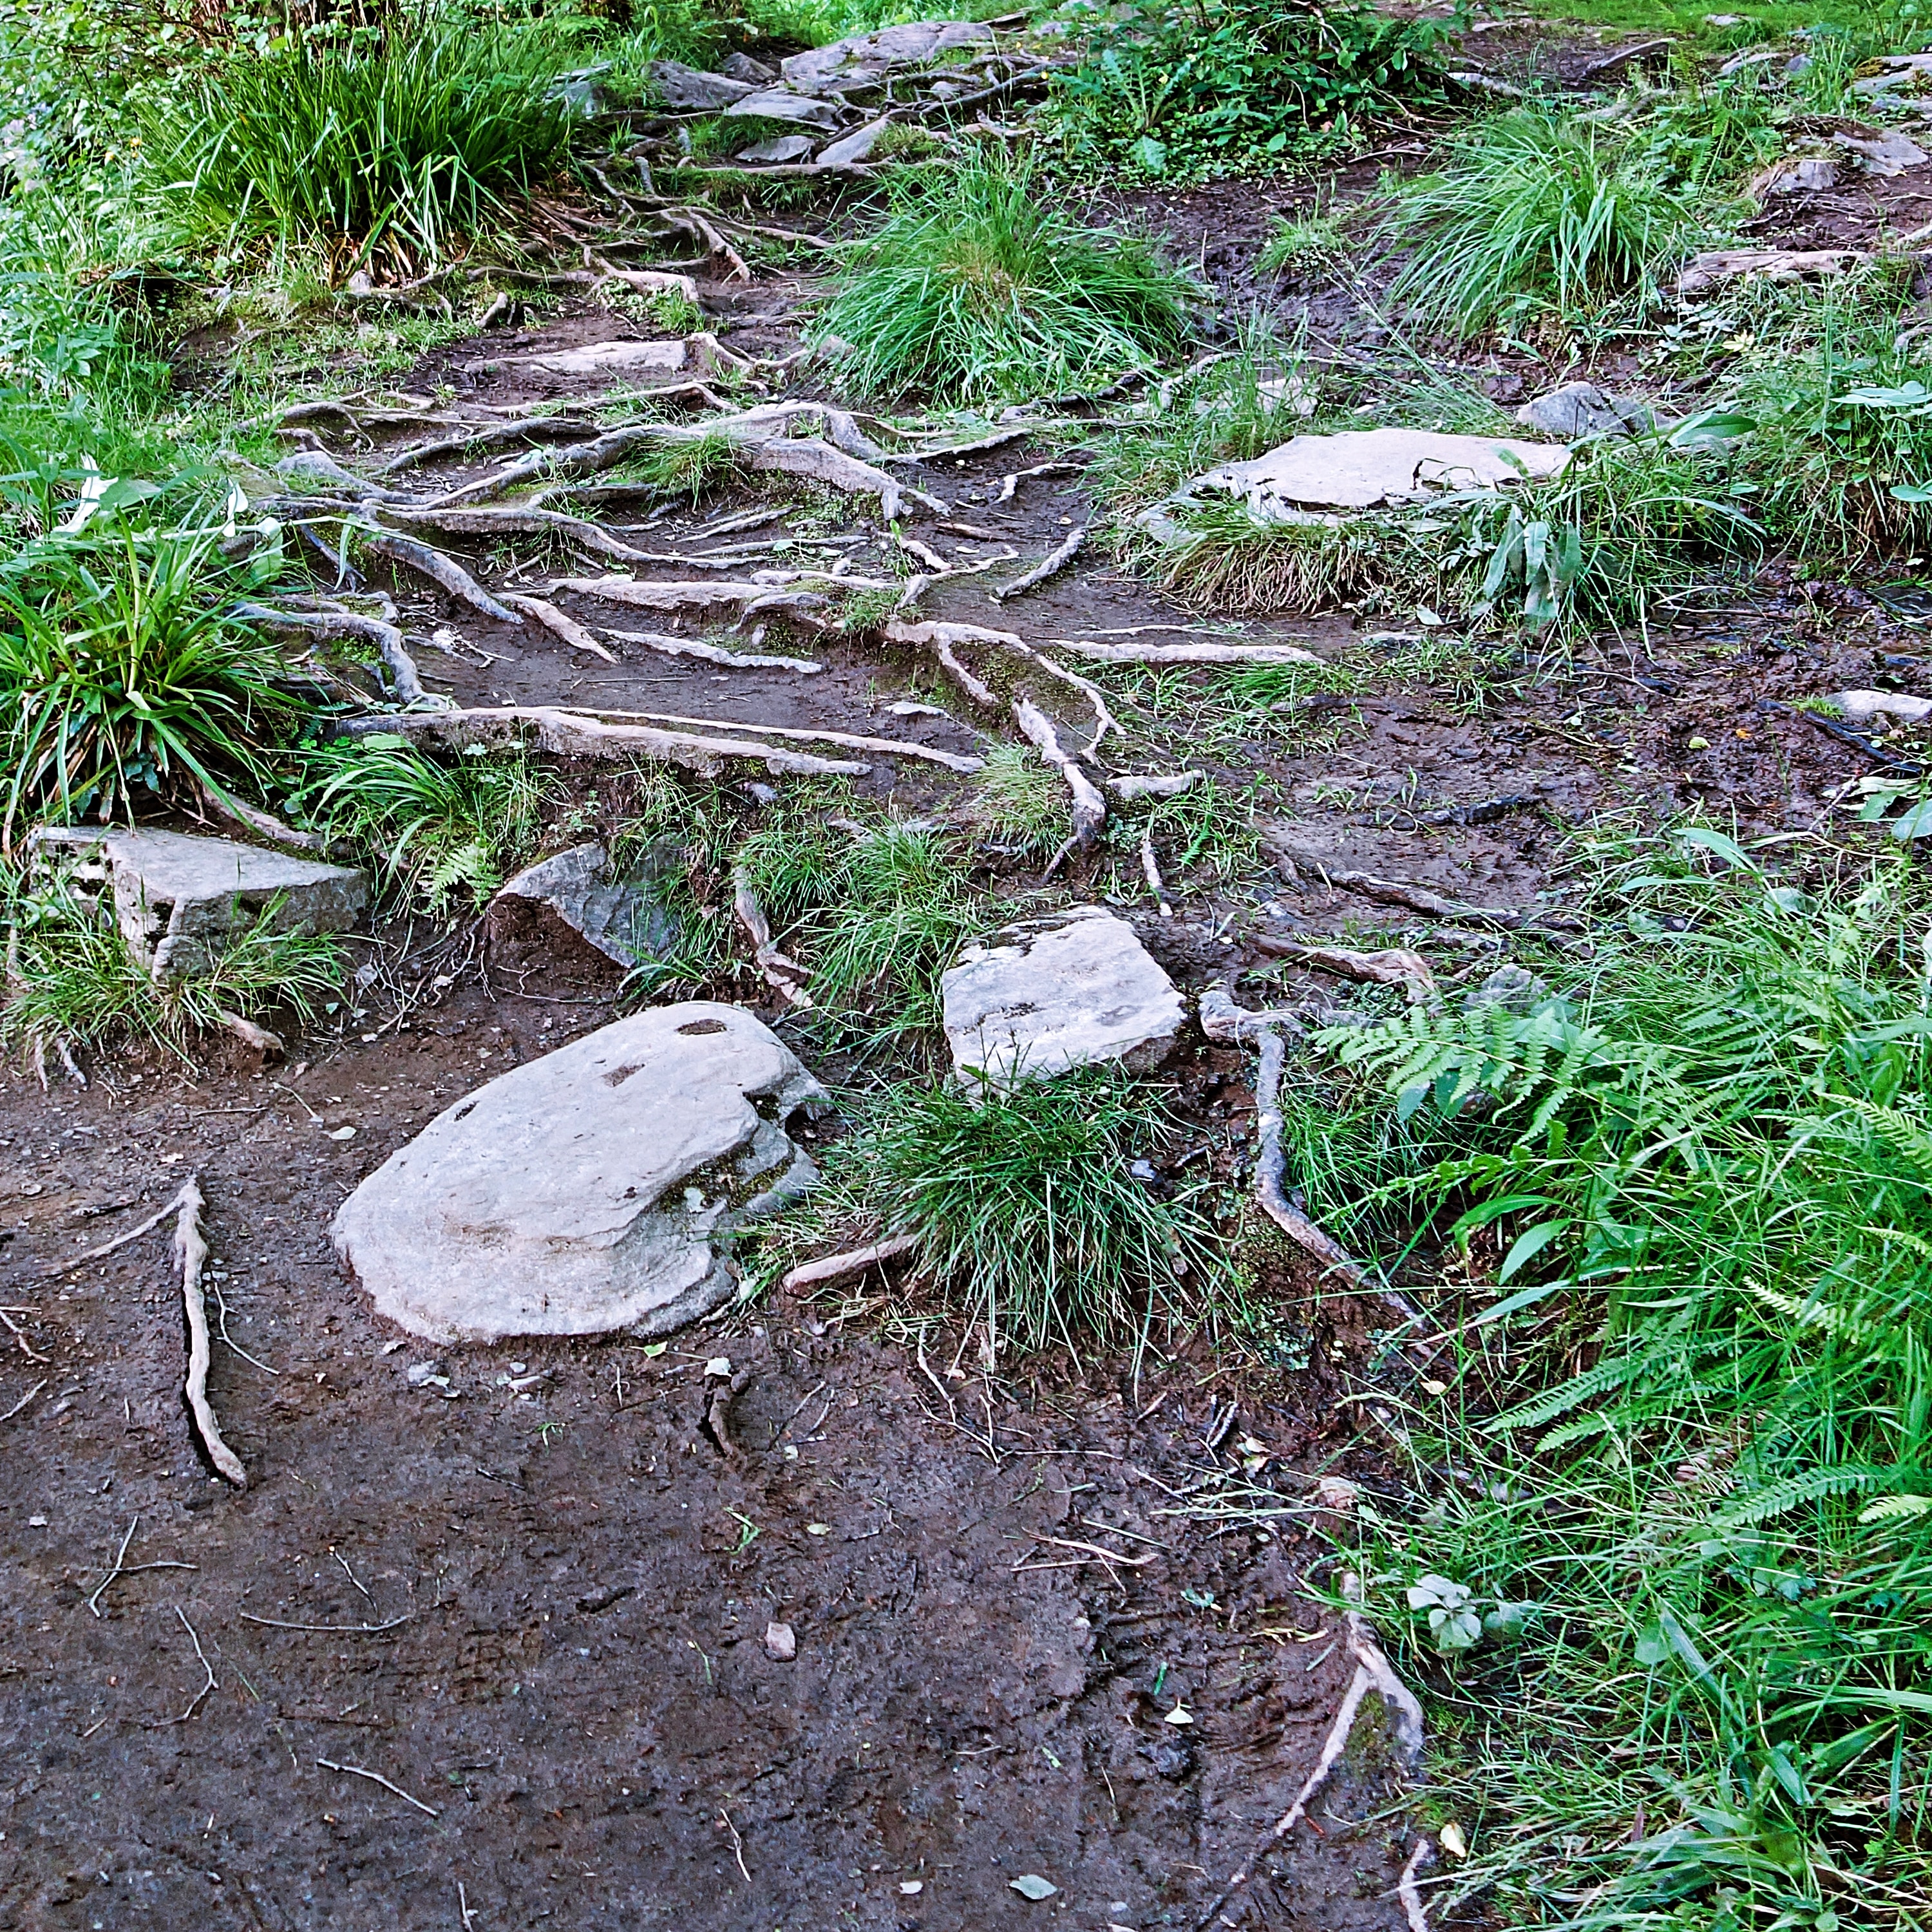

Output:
xmin=6 ymin=138 xmax=1931 ymax=1932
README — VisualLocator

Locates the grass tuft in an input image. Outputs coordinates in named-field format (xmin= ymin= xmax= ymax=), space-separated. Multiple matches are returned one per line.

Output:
xmin=815 ymin=156 xmax=1200 ymax=404
xmin=820 ymin=1070 xmax=1221 ymax=1350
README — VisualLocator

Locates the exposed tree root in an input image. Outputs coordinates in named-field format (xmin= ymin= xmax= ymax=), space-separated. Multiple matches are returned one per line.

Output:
xmin=732 ymin=866 xmax=813 ymax=1007
xmin=1049 ymin=637 xmax=1322 ymax=667
xmin=604 ymin=626 xmax=822 ymax=673
xmin=1016 ymin=696 xmax=1106 ymax=857
xmin=578 ymin=705 xmax=983 ymax=773
xmin=174 ymin=1177 xmax=247 ymax=1488
xmin=1251 ymin=1023 xmax=1377 ymax=1290
xmin=780 ymin=1235 xmax=922 ymax=1293
xmin=336 ymin=706 xmax=870 ymax=777
xmin=194 ymin=777 xmax=328 ymax=854
xmin=238 ymin=601 xmax=440 ymax=707
xmin=499 ymin=593 xmax=618 ymax=662
xmin=1255 ymin=938 xmax=1437 ymax=999
xmin=359 ymin=529 xmax=526 ymax=625
xmin=1193 ymin=1573 xmax=1424 ymax=1931
xmin=992 ymin=524 xmax=1084 ymax=601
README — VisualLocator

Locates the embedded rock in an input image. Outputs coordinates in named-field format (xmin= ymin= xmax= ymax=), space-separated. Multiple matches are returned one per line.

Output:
xmin=27 ymin=826 xmax=366 ymax=979
xmin=941 ymin=907 xmax=1184 ymax=1091
xmin=332 ymin=1004 xmax=827 ymax=1343
xmin=781 ymin=21 xmax=995 ymax=91
xmin=1678 ymin=247 xmax=1865 ymax=295
xmin=1832 ymin=688 xmax=1932 ymax=724
xmin=817 ymin=117 xmax=891 ymax=166
xmin=1181 ymin=427 xmax=1569 ymax=522
xmin=485 ymin=842 xmax=683 ymax=970
xmin=648 ymin=60 xmax=755 ymax=109
xmin=722 ymin=88 xmax=844 ymax=129
xmin=735 ymin=134 xmax=816 ymax=163
xmin=1515 ymin=381 xmax=1653 ymax=440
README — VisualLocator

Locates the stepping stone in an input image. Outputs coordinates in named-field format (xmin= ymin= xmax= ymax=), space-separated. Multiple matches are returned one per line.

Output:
xmin=1516 ymin=381 xmax=1652 ymax=440
xmin=28 ymin=826 xmax=367 ymax=979
xmin=648 ymin=60 xmax=755 ymax=109
xmin=781 ymin=21 xmax=994 ymax=91
xmin=332 ymin=1004 xmax=826 ymax=1343
xmin=735 ymin=135 xmax=817 ymax=164
xmin=942 ymin=907 xmax=1184 ymax=1093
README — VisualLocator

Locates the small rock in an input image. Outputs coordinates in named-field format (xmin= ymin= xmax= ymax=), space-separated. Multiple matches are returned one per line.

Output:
xmin=1010 ymin=1875 xmax=1059 ymax=1901
xmin=486 ymin=842 xmax=685 ymax=971
xmin=1515 ymin=380 xmax=1653 ymax=441
xmin=27 ymin=827 xmax=366 ymax=981
xmin=332 ymin=1005 xmax=826 ymax=1343
xmin=1834 ymin=127 xmax=1931 ymax=175
xmin=764 ymin=1620 xmax=797 ymax=1660
xmin=942 ymin=907 xmax=1186 ymax=1092
xmin=720 ymin=50 xmax=778 ymax=82
xmin=1832 ymin=688 xmax=1932 ymax=724
xmin=899 ymin=1880 xmax=923 ymax=1895
xmin=405 ymin=1361 xmax=446 ymax=1386
xmin=648 ymin=60 xmax=755 ymax=109
xmin=817 ymin=117 xmax=891 ymax=167
xmin=735 ymin=134 xmax=815 ymax=164
xmin=1164 ymin=1704 xmax=1194 ymax=1726
xmin=1464 ymin=964 xmax=1548 ymax=1012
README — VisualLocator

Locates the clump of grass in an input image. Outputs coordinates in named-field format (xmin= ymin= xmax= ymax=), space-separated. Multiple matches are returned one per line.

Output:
xmin=1148 ymin=500 xmax=1408 ymax=614
xmin=289 ymin=736 xmax=553 ymax=916
xmin=138 ymin=23 xmax=581 ymax=279
xmin=1386 ymin=108 xmax=1708 ymax=338
xmin=1 ymin=869 xmax=345 ymax=1065
xmin=737 ymin=818 xmax=978 ymax=1048
xmin=0 ymin=502 xmax=300 ymax=844
xmin=966 ymin=744 xmax=1066 ymax=859
xmin=820 ymin=1070 xmax=1221 ymax=1350
xmin=1284 ymin=824 xmax=1932 ymax=1928
xmin=1256 ymin=209 xmax=1350 ymax=279
xmin=815 ymin=155 xmax=1200 ymax=404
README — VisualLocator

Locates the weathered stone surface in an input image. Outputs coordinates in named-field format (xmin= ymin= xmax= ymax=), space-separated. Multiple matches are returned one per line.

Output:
xmin=781 ymin=21 xmax=994 ymax=91
xmin=485 ymin=842 xmax=681 ymax=969
xmin=1185 ymin=427 xmax=1569 ymax=521
xmin=817 ymin=117 xmax=891 ymax=166
xmin=1679 ymin=247 xmax=1865 ymax=296
xmin=942 ymin=907 xmax=1184 ymax=1091
xmin=333 ymin=1003 xmax=826 ymax=1343
xmin=1515 ymin=381 xmax=1653 ymax=440
xmin=648 ymin=60 xmax=755 ymax=109
xmin=723 ymin=88 xmax=844 ymax=128
xmin=28 ymin=826 xmax=366 ymax=979
xmin=1833 ymin=127 xmax=1930 ymax=175
xmin=721 ymin=51 xmax=779 ymax=82
xmin=735 ymin=134 xmax=817 ymax=163
xmin=1832 ymin=688 xmax=1932 ymax=724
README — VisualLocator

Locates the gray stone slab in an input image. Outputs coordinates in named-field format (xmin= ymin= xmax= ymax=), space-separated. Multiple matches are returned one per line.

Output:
xmin=736 ymin=134 xmax=817 ymax=164
xmin=486 ymin=842 xmax=682 ymax=968
xmin=649 ymin=60 xmax=756 ymax=109
xmin=332 ymin=1003 xmax=826 ymax=1343
xmin=29 ymin=826 xmax=367 ymax=979
xmin=722 ymin=87 xmax=845 ymax=129
xmin=781 ymin=21 xmax=994 ymax=91
xmin=942 ymin=907 xmax=1185 ymax=1092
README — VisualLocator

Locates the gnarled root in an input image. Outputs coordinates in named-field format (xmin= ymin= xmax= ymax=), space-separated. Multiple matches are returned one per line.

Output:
xmin=175 ymin=1177 xmax=247 ymax=1488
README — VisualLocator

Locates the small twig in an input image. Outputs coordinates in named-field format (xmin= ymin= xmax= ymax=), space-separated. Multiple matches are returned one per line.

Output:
xmin=719 ymin=1805 xmax=752 ymax=1885
xmin=334 ymin=1550 xmax=374 ymax=1603
xmin=0 ymin=1309 xmax=48 ymax=1363
xmin=316 ymin=1756 xmax=440 ymax=1817
xmin=1 ymin=1378 xmax=46 ymax=1422
xmin=1019 ymin=1536 xmax=1156 ymax=1569
xmin=162 ymin=1607 xmax=218 ymax=1724
xmin=208 ymin=1277 xmax=279 ymax=1375
xmin=459 ymin=1880 xmax=478 ymax=1931
xmin=239 ymin=1612 xmax=413 ymax=1634
xmin=87 ymin=1515 xmax=197 ymax=1616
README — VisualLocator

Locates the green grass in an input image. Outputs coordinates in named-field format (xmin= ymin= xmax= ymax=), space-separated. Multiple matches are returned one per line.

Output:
xmin=1280 ymin=823 xmax=1932 ymax=1929
xmin=1385 ymin=108 xmax=1714 ymax=339
xmin=288 ymin=735 xmax=554 ymax=916
xmin=815 ymin=156 xmax=1201 ymax=405
xmin=967 ymin=743 xmax=1068 ymax=860
xmin=1 ymin=868 xmax=345 ymax=1065
xmin=808 ymin=1069 xmax=1223 ymax=1350
xmin=137 ymin=23 xmax=582 ymax=279
xmin=0 ymin=498 xmax=300 ymax=844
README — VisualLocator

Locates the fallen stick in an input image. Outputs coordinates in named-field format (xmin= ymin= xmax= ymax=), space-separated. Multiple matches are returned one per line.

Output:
xmin=992 ymin=524 xmax=1084 ymax=601
xmin=176 ymin=1177 xmax=246 ymax=1488
xmin=86 ymin=1515 xmax=196 ymax=1616
xmin=240 ymin=1611 xmax=413 ymax=1634
xmin=1 ymin=1307 xmax=49 ymax=1362
xmin=1 ymin=1378 xmax=46 ymax=1423
xmin=1141 ymin=826 xmax=1172 ymax=918
xmin=160 ymin=1607 xmax=219 ymax=1725
xmin=335 ymin=705 xmax=871 ymax=777
xmin=315 ymin=1757 xmax=440 ymax=1818
xmin=996 ymin=460 xmax=1080 ymax=502
xmin=780 ymin=1235 xmax=920 ymax=1293
xmin=500 ymin=592 xmax=618 ymax=663
xmin=1193 ymin=1571 xmax=1425 ymax=1930
xmin=604 ymin=626 xmax=822 ymax=674
xmin=732 ymin=866 xmax=812 ymax=1007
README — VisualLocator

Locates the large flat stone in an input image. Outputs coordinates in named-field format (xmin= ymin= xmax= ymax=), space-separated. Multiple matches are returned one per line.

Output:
xmin=782 ymin=21 xmax=994 ymax=91
xmin=29 ymin=826 xmax=367 ymax=979
xmin=649 ymin=60 xmax=755 ymax=108
xmin=332 ymin=1003 xmax=826 ymax=1343
xmin=721 ymin=87 xmax=845 ymax=128
xmin=942 ymin=907 xmax=1184 ymax=1092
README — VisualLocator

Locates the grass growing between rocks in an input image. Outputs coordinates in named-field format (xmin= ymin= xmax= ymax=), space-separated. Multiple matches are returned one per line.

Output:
xmin=816 ymin=156 xmax=1200 ymax=404
xmin=0 ymin=869 xmax=346 ymax=1065
xmin=797 ymin=1069 xmax=1224 ymax=1352
xmin=1278 ymin=825 xmax=1932 ymax=1927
